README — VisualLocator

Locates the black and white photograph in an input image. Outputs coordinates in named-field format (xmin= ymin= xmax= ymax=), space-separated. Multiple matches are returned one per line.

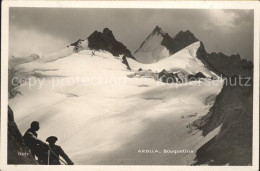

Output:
xmin=1 ymin=1 xmax=259 ymax=170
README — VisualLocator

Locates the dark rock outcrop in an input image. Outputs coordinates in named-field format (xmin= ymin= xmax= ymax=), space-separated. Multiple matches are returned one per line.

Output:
xmin=187 ymin=72 xmax=206 ymax=81
xmin=87 ymin=28 xmax=135 ymax=59
xmin=189 ymin=33 xmax=254 ymax=165
xmin=193 ymin=77 xmax=253 ymax=165
xmin=159 ymin=69 xmax=182 ymax=83
xmin=161 ymin=29 xmax=198 ymax=55
xmin=194 ymin=39 xmax=253 ymax=79
xmin=8 ymin=106 xmax=38 ymax=164
xmin=191 ymin=40 xmax=254 ymax=165
xmin=68 ymin=28 xmax=135 ymax=69
xmin=196 ymin=42 xmax=220 ymax=75
xmin=205 ymin=52 xmax=253 ymax=77
xmin=69 ymin=39 xmax=84 ymax=47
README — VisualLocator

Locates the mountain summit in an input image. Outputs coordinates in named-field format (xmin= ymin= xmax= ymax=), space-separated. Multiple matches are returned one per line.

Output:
xmin=151 ymin=25 xmax=166 ymax=36
xmin=43 ymin=28 xmax=135 ymax=63
xmin=162 ymin=29 xmax=198 ymax=54
xmin=9 ymin=24 xmax=253 ymax=165
xmin=87 ymin=28 xmax=134 ymax=59
xmin=134 ymin=26 xmax=198 ymax=63
xmin=69 ymin=28 xmax=135 ymax=59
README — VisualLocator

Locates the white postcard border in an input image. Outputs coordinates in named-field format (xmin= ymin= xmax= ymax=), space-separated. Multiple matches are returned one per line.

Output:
xmin=1 ymin=1 xmax=259 ymax=171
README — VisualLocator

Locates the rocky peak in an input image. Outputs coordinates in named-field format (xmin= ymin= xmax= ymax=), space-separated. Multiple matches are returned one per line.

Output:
xmin=69 ymin=39 xmax=84 ymax=47
xmin=172 ymin=30 xmax=198 ymax=44
xmin=134 ymin=26 xmax=200 ymax=64
xmin=161 ymin=29 xmax=198 ymax=55
xmin=176 ymin=30 xmax=192 ymax=35
xmin=87 ymin=28 xmax=135 ymax=59
xmin=206 ymin=52 xmax=253 ymax=77
xmin=103 ymin=28 xmax=115 ymax=40
xmin=230 ymin=54 xmax=241 ymax=61
xmin=67 ymin=28 xmax=135 ymax=60
xmin=151 ymin=25 xmax=166 ymax=36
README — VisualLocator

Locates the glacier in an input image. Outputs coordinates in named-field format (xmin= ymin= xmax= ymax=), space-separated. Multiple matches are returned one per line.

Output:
xmin=9 ymin=42 xmax=224 ymax=165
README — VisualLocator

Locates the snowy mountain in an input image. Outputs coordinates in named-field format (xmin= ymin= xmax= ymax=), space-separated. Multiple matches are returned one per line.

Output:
xmin=133 ymin=25 xmax=253 ymax=78
xmin=42 ymin=28 xmax=134 ymax=63
xmin=129 ymin=41 xmax=218 ymax=78
xmin=9 ymin=48 xmax=223 ymax=164
xmin=8 ymin=27 xmax=253 ymax=165
xmin=133 ymin=26 xmax=170 ymax=63
xmin=134 ymin=26 xmax=198 ymax=64
xmin=9 ymin=33 xmax=223 ymax=164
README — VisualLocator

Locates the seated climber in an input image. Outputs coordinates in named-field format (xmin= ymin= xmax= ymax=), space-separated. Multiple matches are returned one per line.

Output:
xmin=46 ymin=136 xmax=74 ymax=165
xmin=23 ymin=121 xmax=49 ymax=164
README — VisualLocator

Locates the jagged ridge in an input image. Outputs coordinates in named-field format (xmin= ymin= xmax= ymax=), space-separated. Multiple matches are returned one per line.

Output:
xmin=134 ymin=26 xmax=198 ymax=63
xmin=69 ymin=28 xmax=135 ymax=60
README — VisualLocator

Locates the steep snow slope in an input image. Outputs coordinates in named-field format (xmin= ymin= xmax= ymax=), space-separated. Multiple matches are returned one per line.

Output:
xmin=9 ymin=49 xmax=223 ymax=165
xmin=134 ymin=26 xmax=198 ymax=64
xmin=41 ymin=45 xmax=80 ymax=63
xmin=129 ymin=41 xmax=217 ymax=77
xmin=134 ymin=27 xmax=170 ymax=63
xmin=15 ymin=50 xmax=126 ymax=78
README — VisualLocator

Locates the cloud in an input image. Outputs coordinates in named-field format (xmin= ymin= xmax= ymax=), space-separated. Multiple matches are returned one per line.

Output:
xmin=9 ymin=8 xmax=253 ymax=61
xmin=9 ymin=25 xmax=69 ymax=57
xmin=200 ymin=10 xmax=239 ymax=32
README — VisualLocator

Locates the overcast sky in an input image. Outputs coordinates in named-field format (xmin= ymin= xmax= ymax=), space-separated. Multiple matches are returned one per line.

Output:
xmin=9 ymin=8 xmax=254 ymax=61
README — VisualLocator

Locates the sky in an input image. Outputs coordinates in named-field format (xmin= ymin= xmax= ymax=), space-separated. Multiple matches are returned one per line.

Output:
xmin=9 ymin=8 xmax=254 ymax=61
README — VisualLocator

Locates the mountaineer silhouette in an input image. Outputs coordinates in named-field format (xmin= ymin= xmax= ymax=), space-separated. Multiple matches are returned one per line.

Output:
xmin=91 ymin=51 xmax=95 ymax=57
xmin=23 ymin=121 xmax=49 ymax=164
xmin=46 ymin=136 xmax=74 ymax=165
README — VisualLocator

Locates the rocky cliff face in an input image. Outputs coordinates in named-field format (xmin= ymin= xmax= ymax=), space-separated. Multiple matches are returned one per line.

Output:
xmin=188 ymin=28 xmax=254 ymax=165
xmin=194 ymin=40 xmax=253 ymax=78
xmin=193 ymin=77 xmax=253 ymax=165
xmin=196 ymin=42 xmax=220 ymax=75
xmin=205 ymin=52 xmax=253 ymax=77
xmin=87 ymin=28 xmax=135 ymax=59
xmin=161 ymin=29 xmax=198 ymax=55
xmin=8 ymin=106 xmax=38 ymax=164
